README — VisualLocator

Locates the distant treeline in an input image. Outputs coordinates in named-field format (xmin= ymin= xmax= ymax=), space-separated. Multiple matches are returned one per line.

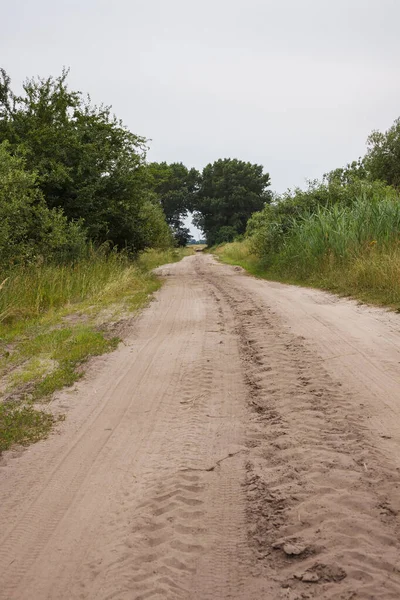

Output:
xmin=0 ymin=68 xmax=271 ymax=267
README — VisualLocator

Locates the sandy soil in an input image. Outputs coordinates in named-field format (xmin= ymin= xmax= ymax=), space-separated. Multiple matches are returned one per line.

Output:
xmin=1 ymin=253 xmax=400 ymax=599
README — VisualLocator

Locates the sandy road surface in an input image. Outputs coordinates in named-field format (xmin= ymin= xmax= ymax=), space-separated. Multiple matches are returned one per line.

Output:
xmin=1 ymin=253 xmax=400 ymax=599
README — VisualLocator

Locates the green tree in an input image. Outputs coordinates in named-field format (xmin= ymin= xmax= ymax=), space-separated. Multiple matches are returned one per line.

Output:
xmin=0 ymin=142 xmax=86 ymax=266
xmin=0 ymin=68 xmax=171 ymax=252
xmin=193 ymin=158 xmax=271 ymax=245
xmin=147 ymin=162 xmax=200 ymax=245
xmin=325 ymin=158 xmax=367 ymax=186
xmin=365 ymin=118 xmax=400 ymax=188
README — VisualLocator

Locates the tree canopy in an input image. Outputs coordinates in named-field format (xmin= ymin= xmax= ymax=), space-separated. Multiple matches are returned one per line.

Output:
xmin=365 ymin=118 xmax=400 ymax=188
xmin=0 ymin=68 xmax=172 ymax=254
xmin=0 ymin=141 xmax=87 ymax=265
xmin=193 ymin=158 xmax=272 ymax=245
xmin=147 ymin=162 xmax=200 ymax=246
xmin=0 ymin=67 xmax=277 ymax=260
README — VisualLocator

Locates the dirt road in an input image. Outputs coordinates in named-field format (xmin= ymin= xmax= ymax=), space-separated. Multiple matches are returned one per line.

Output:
xmin=1 ymin=253 xmax=400 ymax=599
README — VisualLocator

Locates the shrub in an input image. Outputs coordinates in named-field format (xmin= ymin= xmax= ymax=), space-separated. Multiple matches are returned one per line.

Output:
xmin=0 ymin=142 xmax=87 ymax=266
xmin=247 ymin=179 xmax=398 ymax=262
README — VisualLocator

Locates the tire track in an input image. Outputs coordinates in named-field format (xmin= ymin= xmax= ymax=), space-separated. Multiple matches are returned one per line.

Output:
xmin=201 ymin=257 xmax=400 ymax=598
xmin=8 ymin=259 xmax=251 ymax=600
xmin=3 ymin=254 xmax=400 ymax=599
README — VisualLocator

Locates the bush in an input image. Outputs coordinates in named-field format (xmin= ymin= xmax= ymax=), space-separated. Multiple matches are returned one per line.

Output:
xmin=0 ymin=142 xmax=87 ymax=266
xmin=0 ymin=69 xmax=173 ymax=254
xmin=274 ymin=188 xmax=400 ymax=277
xmin=137 ymin=200 xmax=174 ymax=250
xmin=247 ymin=179 xmax=397 ymax=262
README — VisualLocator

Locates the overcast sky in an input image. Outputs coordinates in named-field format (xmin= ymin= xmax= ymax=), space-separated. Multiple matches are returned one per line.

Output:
xmin=2 ymin=0 xmax=400 ymax=237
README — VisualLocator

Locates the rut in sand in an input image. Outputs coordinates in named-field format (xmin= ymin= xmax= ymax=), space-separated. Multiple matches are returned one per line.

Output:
xmin=1 ymin=253 xmax=400 ymax=599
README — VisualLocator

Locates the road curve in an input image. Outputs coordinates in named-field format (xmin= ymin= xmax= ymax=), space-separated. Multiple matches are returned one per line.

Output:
xmin=1 ymin=253 xmax=400 ymax=599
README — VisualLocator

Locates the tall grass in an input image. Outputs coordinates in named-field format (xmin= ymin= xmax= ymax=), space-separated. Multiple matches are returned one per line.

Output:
xmin=277 ymin=191 xmax=400 ymax=279
xmin=0 ymin=245 xmax=191 ymax=453
xmin=0 ymin=253 xmax=129 ymax=324
xmin=213 ymin=239 xmax=267 ymax=277
xmin=217 ymin=189 xmax=400 ymax=308
xmin=0 ymin=247 xmax=190 ymax=326
xmin=137 ymin=247 xmax=191 ymax=271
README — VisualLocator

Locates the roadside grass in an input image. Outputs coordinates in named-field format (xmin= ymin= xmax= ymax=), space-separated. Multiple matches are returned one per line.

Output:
xmin=213 ymin=240 xmax=268 ymax=278
xmin=0 ymin=247 xmax=191 ymax=453
xmin=0 ymin=403 xmax=55 ymax=453
xmin=187 ymin=244 xmax=207 ymax=252
xmin=137 ymin=247 xmax=193 ymax=271
xmin=214 ymin=240 xmax=400 ymax=310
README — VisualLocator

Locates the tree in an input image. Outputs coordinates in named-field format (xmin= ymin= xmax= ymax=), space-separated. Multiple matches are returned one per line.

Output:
xmin=0 ymin=68 xmax=171 ymax=252
xmin=171 ymin=225 xmax=190 ymax=247
xmin=365 ymin=118 xmax=400 ymax=188
xmin=324 ymin=159 xmax=367 ymax=186
xmin=147 ymin=162 xmax=200 ymax=245
xmin=0 ymin=141 xmax=86 ymax=265
xmin=193 ymin=158 xmax=271 ymax=245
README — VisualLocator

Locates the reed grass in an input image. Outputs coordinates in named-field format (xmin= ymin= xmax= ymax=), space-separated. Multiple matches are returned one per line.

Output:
xmin=216 ymin=190 xmax=400 ymax=309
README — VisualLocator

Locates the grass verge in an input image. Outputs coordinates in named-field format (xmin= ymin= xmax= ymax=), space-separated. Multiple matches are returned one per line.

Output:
xmin=0 ymin=247 xmax=191 ymax=453
xmin=214 ymin=240 xmax=400 ymax=311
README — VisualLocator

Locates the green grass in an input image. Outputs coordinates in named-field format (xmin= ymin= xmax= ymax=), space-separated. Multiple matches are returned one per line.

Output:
xmin=215 ymin=234 xmax=400 ymax=311
xmin=263 ymin=191 xmax=400 ymax=308
xmin=0 ymin=246 xmax=190 ymax=453
xmin=0 ymin=402 xmax=55 ymax=453
xmin=215 ymin=189 xmax=400 ymax=311
xmin=213 ymin=240 xmax=268 ymax=277
xmin=0 ymin=250 xmax=179 ymax=327
xmin=137 ymin=247 xmax=193 ymax=271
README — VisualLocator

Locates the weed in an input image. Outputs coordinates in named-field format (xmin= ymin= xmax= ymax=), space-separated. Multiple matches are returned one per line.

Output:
xmin=0 ymin=402 xmax=55 ymax=453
